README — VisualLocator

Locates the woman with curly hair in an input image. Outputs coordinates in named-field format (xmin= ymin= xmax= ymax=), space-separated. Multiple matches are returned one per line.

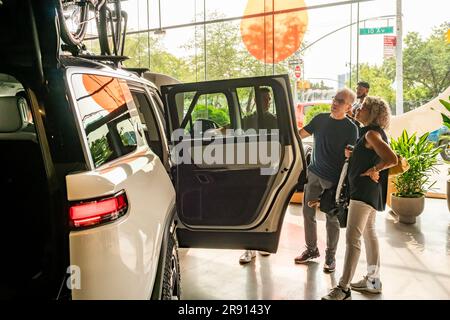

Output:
xmin=322 ymin=96 xmax=398 ymax=300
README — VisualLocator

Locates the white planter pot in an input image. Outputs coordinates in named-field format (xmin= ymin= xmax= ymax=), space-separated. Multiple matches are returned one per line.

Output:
xmin=391 ymin=194 xmax=425 ymax=224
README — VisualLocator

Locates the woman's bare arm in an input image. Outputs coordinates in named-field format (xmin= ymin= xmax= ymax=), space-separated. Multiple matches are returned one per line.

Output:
xmin=361 ymin=130 xmax=398 ymax=182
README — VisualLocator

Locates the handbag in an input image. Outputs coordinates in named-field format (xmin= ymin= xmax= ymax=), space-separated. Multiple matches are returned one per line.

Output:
xmin=319 ymin=188 xmax=348 ymax=228
xmin=319 ymin=160 xmax=349 ymax=228
xmin=329 ymin=205 xmax=348 ymax=228
xmin=388 ymin=154 xmax=409 ymax=177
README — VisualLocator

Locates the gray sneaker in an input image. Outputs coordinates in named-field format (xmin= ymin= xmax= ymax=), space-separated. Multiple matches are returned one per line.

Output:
xmin=294 ymin=248 xmax=320 ymax=264
xmin=323 ymin=257 xmax=336 ymax=273
xmin=322 ymin=286 xmax=352 ymax=300
xmin=350 ymin=276 xmax=382 ymax=294
xmin=258 ymin=251 xmax=271 ymax=256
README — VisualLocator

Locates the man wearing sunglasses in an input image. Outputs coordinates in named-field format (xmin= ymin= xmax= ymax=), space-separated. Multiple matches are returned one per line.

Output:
xmin=295 ymin=88 xmax=358 ymax=273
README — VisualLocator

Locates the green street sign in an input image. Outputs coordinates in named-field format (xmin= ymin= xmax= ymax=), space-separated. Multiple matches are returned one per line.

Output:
xmin=359 ymin=26 xmax=394 ymax=35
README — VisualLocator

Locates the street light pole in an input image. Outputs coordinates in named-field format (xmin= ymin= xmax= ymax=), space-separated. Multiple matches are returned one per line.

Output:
xmin=349 ymin=4 xmax=352 ymax=88
xmin=356 ymin=2 xmax=360 ymax=83
xmin=395 ymin=0 xmax=404 ymax=115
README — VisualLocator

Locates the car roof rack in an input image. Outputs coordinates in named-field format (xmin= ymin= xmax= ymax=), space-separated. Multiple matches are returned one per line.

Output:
xmin=123 ymin=68 xmax=150 ymax=77
xmin=77 ymin=54 xmax=130 ymax=67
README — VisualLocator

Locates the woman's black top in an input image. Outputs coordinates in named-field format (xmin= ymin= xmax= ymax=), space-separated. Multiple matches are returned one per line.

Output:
xmin=348 ymin=125 xmax=389 ymax=211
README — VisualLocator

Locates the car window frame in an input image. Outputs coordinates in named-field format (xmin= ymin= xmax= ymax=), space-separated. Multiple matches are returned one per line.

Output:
xmin=65 ymin=67 xmax=152 ymax=170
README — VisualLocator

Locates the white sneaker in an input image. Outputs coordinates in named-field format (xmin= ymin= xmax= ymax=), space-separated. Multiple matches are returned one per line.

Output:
xmin=350 ymin=276 xmax=382 ymax=294
xmin=239 ymin=250 xmax=256 ymax=264
xmin=258 ymin=251 xmax=271 ymax=256
xmin=321 ymin=286 xmax=352 ymax=300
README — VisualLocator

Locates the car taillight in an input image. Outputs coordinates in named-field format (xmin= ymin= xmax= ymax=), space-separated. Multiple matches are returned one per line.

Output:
xmin=69 ymin=191 xmax=128 ymax=229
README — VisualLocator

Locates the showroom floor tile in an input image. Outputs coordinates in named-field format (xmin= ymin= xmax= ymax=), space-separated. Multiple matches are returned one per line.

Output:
xmin=179 ymin=198 xmax=450 ymax=300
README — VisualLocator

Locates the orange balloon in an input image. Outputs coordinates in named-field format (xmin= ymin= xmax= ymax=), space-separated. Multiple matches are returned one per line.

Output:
xmin=241 ymin=0 xmax=308 ymax=64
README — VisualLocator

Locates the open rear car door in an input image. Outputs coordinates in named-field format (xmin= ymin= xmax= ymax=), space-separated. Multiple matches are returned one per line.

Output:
xmin=161 ymin=75 xmax=306 ymax=252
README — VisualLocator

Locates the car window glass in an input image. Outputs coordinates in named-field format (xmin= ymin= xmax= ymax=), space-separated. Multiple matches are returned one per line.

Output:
xmin=71 ymin=74 xmax=140 ymax=167
xmin=175 ymin=91 xmax=231 ymax=135
xmin=236 ymin=86 xmax=278 ymax=131
xmin=149 ymin=92 xmax=165 ymax=121
xmin=116 ymin=118 xmax=137 ymax=147
xmin=131 ymin=90 xmax=163 ymax=158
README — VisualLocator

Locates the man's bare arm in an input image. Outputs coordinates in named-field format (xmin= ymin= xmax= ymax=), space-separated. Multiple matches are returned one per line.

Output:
xmin=299 ymin=128 xmax=311 ymax=139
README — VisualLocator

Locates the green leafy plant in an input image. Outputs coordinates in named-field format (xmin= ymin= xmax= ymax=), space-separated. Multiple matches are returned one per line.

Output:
xmin=438 ymin=96 xmax=450 ymax=129
xmin=191 ymin=104 xmax=230 ymax=127
xmin=437 ymin=96 xmax=450 ymax=165
xmin=90 ymin=136 xmax=113 ymax=167
xmin=390 ymin=130 xmax=441 ymax=197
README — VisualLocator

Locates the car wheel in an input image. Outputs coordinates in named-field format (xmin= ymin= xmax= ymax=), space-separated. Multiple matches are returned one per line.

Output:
xmin=439 ymin=140 xmax=450 ymax=162
xmin=162 ymin=231 xmax=181 ymax=300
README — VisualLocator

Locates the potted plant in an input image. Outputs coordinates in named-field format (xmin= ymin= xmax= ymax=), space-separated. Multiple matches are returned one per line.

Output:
xmin=390 ymin=130 xmax=441 ymax=224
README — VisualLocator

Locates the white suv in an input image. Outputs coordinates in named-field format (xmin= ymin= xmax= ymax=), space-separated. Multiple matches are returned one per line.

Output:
xmin=0 ymin=3 xmax=306 ymax=301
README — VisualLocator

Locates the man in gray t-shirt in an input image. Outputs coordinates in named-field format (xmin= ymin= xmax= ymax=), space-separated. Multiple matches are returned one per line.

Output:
xmin=294 ymin=88 xmax=358 ymax=273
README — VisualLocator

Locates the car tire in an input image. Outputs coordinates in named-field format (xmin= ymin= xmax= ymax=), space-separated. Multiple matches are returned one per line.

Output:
xmin=161 ymin=231 xmax=181 ymax=300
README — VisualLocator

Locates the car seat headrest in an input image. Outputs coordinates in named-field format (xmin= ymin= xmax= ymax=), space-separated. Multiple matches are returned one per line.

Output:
xmin=0 ymin=96 xmax=23 ymax=132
